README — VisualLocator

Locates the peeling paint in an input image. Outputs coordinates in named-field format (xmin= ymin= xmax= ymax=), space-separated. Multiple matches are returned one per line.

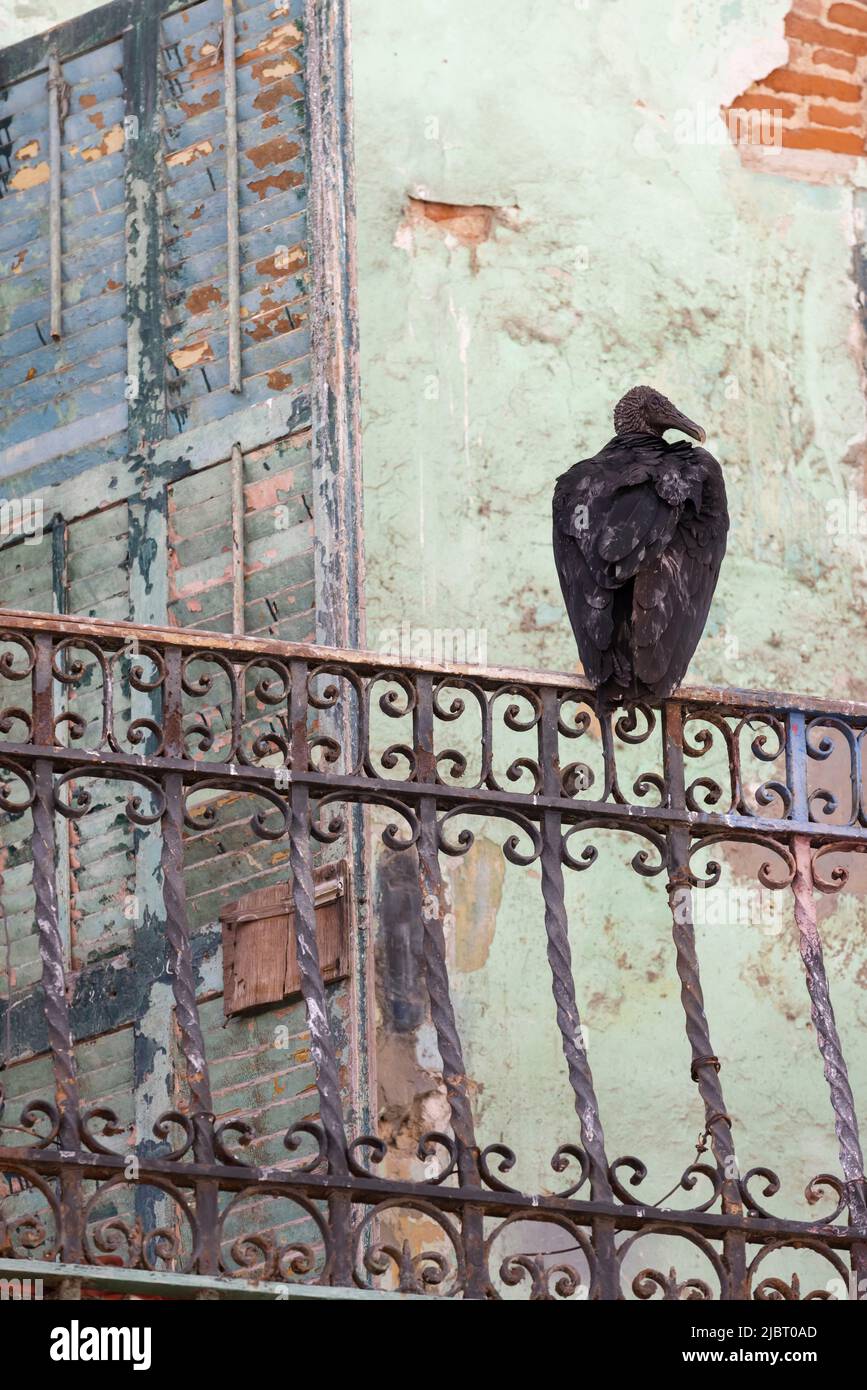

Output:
xmin=253 ymin=73 xmax=302 ymax=112
xmin=166 ymin=137 xmax=214 ymax=169
xmin=170 ymin=340 xmax=215 ymax=371
xmin=9 ymin=160 xmax=49 ymax=189
xmin=179 ymin=89 xmax=221 ymax=118
xmin=256 ymin=246 xmax=306 ymax=278
xmin=258 ymin=60 xmax=302 ymax=83
xmin=237 ymin=21 xmax=303 ymax=72
xmin=247 ymin=167 xmax=304 ymax=200
xmin=77 ymin=123 xmax=124 ymax=161
xmin=448 ymin=836 xmax=504 ymax=974
xmin=185 ymin=284 xmax=224 ymax=315
xmin=245 ymin=135 xmax=301 ymax=170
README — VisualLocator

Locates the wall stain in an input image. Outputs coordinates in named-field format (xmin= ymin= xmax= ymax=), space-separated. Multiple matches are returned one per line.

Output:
xmin=396 ymin=197 xmax=521 ymax=272
xmin=447 ymin=834 xmax=504 ymax=974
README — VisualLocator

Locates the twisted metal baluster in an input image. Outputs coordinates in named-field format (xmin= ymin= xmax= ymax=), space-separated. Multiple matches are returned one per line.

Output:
xmin=33 ymin=634 xmax=82 ymax=1261
xmin=541 ymin=815 xmax=610 ymax=1189
xmin=664 ymin=701 xmax=742 ymax=1299
xmin=788 ymin=711 xmax=867 ymax=1290
xmin=793 ymin=839 xmax=867 ymax=1203
xmin=161 ymin=649 xmax=218 ymax=1273
xmin=540 ymin=687 xmax=617 ymax=1297
xmin=417 ymin=673 xmax=485 ymax=1297
xmin=289 ymin=659 xmax=352 ymax=1283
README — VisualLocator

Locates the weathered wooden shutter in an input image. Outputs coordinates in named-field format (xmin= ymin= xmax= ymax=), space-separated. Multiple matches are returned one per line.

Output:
xmin=0 ymin=38 xmax=128 ymax=476
xmin=1 ymin=0 xmax=316 ymax=471
xmin=0 ymin=0 xmax=365 ymax=1201
xmin=0 ymin=506 xmax=134 ymax=1005
xmin=0 ymin=533 xmax=55 ymax=995
xmin=160 ymin=0 xmax=310 ymax=436
xmin=167 ymin=434 xmax=313 ymax=639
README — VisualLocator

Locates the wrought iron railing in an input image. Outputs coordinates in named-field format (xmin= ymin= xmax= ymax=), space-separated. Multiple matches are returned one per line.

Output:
xmin=0 ymin=608 xmax=865 ymax=1299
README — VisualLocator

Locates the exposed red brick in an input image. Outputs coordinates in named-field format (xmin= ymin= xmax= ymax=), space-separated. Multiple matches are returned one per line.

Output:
xmin=719 ymin=1 xmax=867 ymax=174
xmin=808 ymin=101 xmax=862 ymax=127
xmin=407 ymin=198 xmax=498 ymax=246
xmin=827 ymin=4 xmax=867 ymax=35
xmin=762 ymin=66 xmax=861 ymax=100
xmin=781 ymin=125 xmax=864 ymax=153
xmin=730 ymin=92 xmax=797 ymax=117
xmin=785 ymin=11 xmax=867 ymax=54
xmin=811 ymin=46 xmax=858 ymax=71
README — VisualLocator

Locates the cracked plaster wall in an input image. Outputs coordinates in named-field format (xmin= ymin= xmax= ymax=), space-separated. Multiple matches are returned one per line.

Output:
xmin=352 ymin=0 xmax=867 ymax=1275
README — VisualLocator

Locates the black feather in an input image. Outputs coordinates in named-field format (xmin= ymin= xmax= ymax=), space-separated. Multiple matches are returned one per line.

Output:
xmin=552 ymin=430 xmax=728 ymax=701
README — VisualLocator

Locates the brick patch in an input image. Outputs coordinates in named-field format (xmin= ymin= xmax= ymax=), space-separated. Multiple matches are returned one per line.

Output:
xmin=723 ymin=0 xmax=867 ymax=165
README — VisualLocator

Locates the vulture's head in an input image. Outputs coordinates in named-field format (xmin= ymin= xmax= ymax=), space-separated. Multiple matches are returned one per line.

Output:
xmin=613 ymin=385 xmax=706 ymax=444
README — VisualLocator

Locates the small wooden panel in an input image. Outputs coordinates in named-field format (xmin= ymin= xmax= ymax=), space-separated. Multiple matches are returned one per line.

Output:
xmin=221 ymin=861 xmax=348 ymax=1016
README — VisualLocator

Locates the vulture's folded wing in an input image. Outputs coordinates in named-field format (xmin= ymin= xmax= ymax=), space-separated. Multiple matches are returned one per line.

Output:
xmin=553 ymin=441 xmax=727 ymax=696
xmin=552 ymin=468 xmax=615 ymax=683
xmin=632 ymin=448 xmax=728 ymax=690
xmin=553 ymin=454 xmax=680 ymax=682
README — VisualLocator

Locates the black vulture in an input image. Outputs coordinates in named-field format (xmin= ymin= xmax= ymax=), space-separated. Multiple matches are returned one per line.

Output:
xmin=552 ymin=386 xmax=728 ymax=703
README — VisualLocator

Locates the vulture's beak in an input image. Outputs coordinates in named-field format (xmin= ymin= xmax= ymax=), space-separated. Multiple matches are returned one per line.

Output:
xmin=663 ymin=408 xmax=706 ymax=445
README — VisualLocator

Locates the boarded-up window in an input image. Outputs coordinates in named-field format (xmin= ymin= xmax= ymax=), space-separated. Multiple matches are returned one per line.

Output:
xmin=221 ymin=862 xmax=348 ymax=1015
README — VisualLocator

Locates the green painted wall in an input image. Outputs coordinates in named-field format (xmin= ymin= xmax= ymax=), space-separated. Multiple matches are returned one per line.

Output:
xmin=350 ymin=0 xmax=867 ymax=1293
xmin=353 ymin=0 xmax=865 ymax=691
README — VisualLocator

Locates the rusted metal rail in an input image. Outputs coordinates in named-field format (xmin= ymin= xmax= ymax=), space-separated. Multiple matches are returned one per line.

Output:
xmin=0 ymin=608 xmax=865 ymax=1299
